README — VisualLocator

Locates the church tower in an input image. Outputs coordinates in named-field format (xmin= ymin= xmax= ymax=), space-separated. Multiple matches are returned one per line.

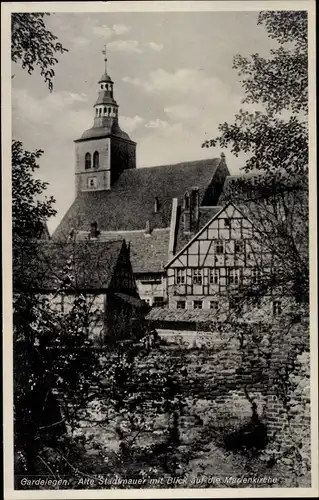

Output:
xmin=74 ymin=47 xmax=136 ymax=194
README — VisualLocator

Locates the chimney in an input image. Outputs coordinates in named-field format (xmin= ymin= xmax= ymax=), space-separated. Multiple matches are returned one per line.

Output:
xmin=183 ymin=192 xmax=191 ymax=233
xmin=191 ymin=188 xmax=199 ymax=229
xmin=145 ymin=220 xmax=151 ymax=235
xmin=90 ymin=221 xmax=100 ymax=239
xmin=220 ymin=152 xmax=226 ymax=165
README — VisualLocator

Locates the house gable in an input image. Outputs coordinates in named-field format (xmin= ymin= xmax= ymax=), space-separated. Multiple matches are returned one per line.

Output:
xmin=166 ymin=202 xmax=253 ymax=269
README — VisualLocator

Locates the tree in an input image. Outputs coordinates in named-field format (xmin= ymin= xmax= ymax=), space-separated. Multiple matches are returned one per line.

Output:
xmin=11 ymin=13 xmax=68 ymax=91
xmin=201 ymin=11 xmax=310 ymax=479
xmin=12 ymin=140 xmax=56 ymax=242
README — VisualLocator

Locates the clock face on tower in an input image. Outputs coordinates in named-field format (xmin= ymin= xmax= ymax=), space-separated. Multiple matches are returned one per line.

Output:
xmin=74 ymin=55 xmax=136 ymax=194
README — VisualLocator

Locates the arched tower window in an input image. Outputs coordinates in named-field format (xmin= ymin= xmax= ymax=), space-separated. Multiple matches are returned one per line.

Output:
xmin=184 ymin=192 xmax=190 ymax=210
xmin=104 ymin=107 xmax=107 ymax=114
xmin=85 ymin=153 xmax=91 ymax=170
xmin=93 ymin=151 xmax=99 ymax=169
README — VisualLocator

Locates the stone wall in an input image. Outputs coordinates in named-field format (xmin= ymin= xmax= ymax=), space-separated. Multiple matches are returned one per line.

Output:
xmin=60 ymin=322 xmax=310 ymax=482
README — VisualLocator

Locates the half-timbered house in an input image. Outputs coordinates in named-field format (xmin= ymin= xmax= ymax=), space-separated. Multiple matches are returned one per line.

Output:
xmin=146 ymin=202 xmax=291 ymax=345
xmin=14 ymin=239 xmax=147 ymax=346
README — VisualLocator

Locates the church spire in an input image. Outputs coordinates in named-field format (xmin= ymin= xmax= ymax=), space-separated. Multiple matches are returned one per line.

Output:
xmin=102 ymin=44 xmax=107 ymax=74
xmin=92 ymin=47 xmax=119 ymax=128
xmin=76 ymin=50 xmax=133 ymax=143
xmin=74 ymin=49 xmax=136 ymax=194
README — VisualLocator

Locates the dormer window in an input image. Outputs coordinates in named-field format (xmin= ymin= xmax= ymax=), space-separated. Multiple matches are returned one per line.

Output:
xmin=154 ymin=197 xmax=160 ymax=213
xmin=93 ymin=151 xmax=99 ymax=169
xmin=85 ymin=153 xmax=91 ymax=170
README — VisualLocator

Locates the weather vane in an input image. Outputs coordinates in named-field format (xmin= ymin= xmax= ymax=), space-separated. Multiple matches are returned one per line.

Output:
xmin=102 ymin=45 xmax=107 ymax=73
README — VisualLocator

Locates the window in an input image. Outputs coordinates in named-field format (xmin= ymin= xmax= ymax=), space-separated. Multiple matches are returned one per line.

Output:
xmin=224 ymin=218 xmax=231 ymax=227
xmin=96 ymin=108 xmax=98 ymax=116
xmin=192 ymin=268 xmax=203 ymax=285
xmin=153 ymin=297 xmax=164 ymax=307
xmin=104 ymin=107 xmax=107 ymax=114
xmin=93 ymin=151 xmax=99 ymax=169
xmin=85 ymin=153 xmax=91 ymax=170
xmin=209 ymin=268 xmax=220 ymax=285
xmin=234 ymin=240 xmax=245 ymax=253
xmin=177 ymin=301 xmax=186 ymax=309
xmin=214 ymin=240 xmax=225 ymax=254
xmin=210 ymin=300 xmax=218 ymax=311
xmin=251 ymin=267 xmax=261 ymax=283
xmin=227 ymin=268 xmax=242 ymax=285
xmin=193 ymin=300 xmax=203 ymax=309
xmin=175 ymin=268 xmax=186 ymax=285
xmin=108 ymin=107 xmax=111 ymax=114
xmin=87 ymin=177 xmax=97 ymax=188
xmin=99 ymin=108 xmax=102 ymax=116
xmin=273 ymin=300 xmax=282 ymax=316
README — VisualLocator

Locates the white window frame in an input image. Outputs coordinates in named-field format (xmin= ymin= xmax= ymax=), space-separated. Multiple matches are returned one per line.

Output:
xmin=210 ymin=300 xmax=218 ymax=311
xmin=251 ymin=267 xmax=261 ymax=283
xmin=193 ymin=300 xmax=203 ymax=310
xmin=273 ymin=300 xmax=282 ymax=316
xmin=175 ymin=268 xmax=186 ymax=285
xmin=209 ymin=268 xmax=220 ymax=285
xmin=214 ymin=240 xmax=225 ymax=254
xmin=192 ymin=268 xmax=203 ymax=285
xmin=228 ymin=268 xmax=242 ymax=285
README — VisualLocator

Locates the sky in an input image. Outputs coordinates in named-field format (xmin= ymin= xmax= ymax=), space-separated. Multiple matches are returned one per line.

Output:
xmin=12 ymin=10 xmax=277 ymax=233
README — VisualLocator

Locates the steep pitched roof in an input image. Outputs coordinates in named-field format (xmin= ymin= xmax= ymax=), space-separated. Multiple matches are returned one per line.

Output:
xmin=166 ymin=204 xmax=233 ymax=268
xmin=53 ymin=158 xmax=225 ymax=240
xmin=218 ymin=170 xmax=305 ymax=205
xmin=13 ymin=239 xmax=126 ymax=292
xmin=174 ymin=206 xmax=222 ymax=255
xmin=146 ymin=307 xmax=219 ymax=325
xmin=76 ymin=228 xmax=170 ymax=273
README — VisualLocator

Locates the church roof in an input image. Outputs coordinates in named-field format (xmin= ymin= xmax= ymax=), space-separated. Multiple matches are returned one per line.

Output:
xmin=174 ymin=206 xmax=223 ymax=255
xmin=13 ymin=239 xmax=127 ymax=292
xmin=79 ymin=124 xmax=131 ymax=141
xmin=76 ymin=228 xmax=170 ymax=273
xmin=53 ymin=158 xmax=224 ymax=240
